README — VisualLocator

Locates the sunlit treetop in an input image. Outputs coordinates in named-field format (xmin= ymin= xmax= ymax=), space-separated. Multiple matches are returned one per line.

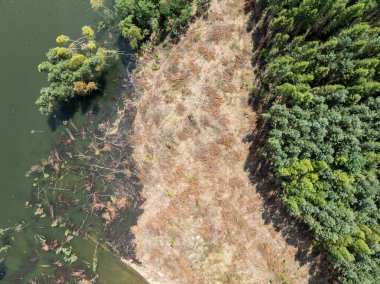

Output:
xmin=82 ymin=26 xmax=95 ymax=37
xmin=56 ymin=35 xmax=70 ymax=44
xmin=54 ymin=47 xmax=70 ymax=58
xmin=86 ymin=81 xmax=98 ymax=91
xmin=90 ymin=0 xmax=104 ymax=10
xmin=87 ymin=41 xmax=97 ymax=50
xmin=68 ymin=54 xmax=87 ymax=70
xmin=73 ymin=81 xmax=87 ymax=94
xmin=73 ymin=81 xmax=98 ymax=95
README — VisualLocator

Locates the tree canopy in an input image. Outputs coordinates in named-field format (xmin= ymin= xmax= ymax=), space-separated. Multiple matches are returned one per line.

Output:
xmin=255 ymin=0 xmax=380 ymax=282
xmin=113 ymin=0 xmax=210 ymax=49
xmin=37 ymin=26 xmax=116 ymax=115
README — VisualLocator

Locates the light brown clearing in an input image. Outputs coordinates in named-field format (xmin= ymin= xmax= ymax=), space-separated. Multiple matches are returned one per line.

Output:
xmin=128 ymin=0 xmax=322 ymax=283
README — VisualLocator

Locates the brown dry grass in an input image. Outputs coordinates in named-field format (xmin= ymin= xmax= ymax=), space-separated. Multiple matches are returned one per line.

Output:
xmin=197 ymin=41 xmax=216 ymax=61
xmin=129 ymin=0 xmax=318 ymax=283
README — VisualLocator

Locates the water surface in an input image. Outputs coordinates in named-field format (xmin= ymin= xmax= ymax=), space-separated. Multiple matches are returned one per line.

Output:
xmin=0 ymin=1 xmax=145 ymax=282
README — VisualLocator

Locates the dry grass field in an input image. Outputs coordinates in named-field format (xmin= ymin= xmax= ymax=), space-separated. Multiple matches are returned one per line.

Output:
xmin=126 ymin=0 xmax=322 ymax=283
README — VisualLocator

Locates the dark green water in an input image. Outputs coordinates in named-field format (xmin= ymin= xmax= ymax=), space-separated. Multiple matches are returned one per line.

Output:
xmin=0 ymin=1 xmax=145 ymax=283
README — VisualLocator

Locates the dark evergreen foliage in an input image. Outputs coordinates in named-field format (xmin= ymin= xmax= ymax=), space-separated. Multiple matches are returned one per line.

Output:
xmin=114 ymin=0 xmax=210 ymax=48
xmin=256 ymin=0 xmax=380 ymax=282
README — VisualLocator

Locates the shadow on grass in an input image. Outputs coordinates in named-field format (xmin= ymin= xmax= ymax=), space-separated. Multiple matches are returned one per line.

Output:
xmin=243 ymin=1 xmax=330 ymax=283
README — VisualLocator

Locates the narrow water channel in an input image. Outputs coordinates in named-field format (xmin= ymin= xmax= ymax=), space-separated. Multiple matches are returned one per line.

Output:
xmin=0 ymin=1 xmax=146 ymax=283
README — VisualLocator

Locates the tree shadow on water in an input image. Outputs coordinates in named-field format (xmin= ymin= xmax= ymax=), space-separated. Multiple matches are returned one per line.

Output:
xmin=0 ymin=261 xmax=6 ymax=280
xmin=47 ymin=94 xmax=102 ymax=132
xmin=243 ymin=1 xmax=330 ymax=283
xmin=47 ymin=34 xmax=136 ymax=132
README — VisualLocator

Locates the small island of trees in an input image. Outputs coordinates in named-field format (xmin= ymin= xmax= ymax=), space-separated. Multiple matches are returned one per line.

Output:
xmin=36 ymin=25 xmax=116 ymax=115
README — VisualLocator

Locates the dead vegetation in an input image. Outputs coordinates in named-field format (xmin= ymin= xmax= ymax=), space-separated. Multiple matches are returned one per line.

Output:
xmin=128 ymin=0 xmax=321 ymax=283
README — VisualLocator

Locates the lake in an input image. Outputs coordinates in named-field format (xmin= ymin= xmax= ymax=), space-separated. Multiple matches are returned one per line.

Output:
xmin=0 ymin=0 xmax=145 ymax=283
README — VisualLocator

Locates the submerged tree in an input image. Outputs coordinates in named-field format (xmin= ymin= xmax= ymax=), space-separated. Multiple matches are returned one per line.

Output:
xmin=36 ymin=26 xmax=116 ymax=115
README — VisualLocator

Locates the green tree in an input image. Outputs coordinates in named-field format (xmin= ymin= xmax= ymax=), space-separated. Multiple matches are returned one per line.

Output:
xmin=36 ymin=26 xmax=116 ymax=115
xmin=113 ymin=0 xmax=208 ymax=49
xmin=255 ymin=1 xmax=380 ymax=281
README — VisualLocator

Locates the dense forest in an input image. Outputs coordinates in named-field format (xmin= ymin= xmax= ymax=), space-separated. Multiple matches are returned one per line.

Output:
xmin=254 ymin=0 xmax=380 ymax=282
